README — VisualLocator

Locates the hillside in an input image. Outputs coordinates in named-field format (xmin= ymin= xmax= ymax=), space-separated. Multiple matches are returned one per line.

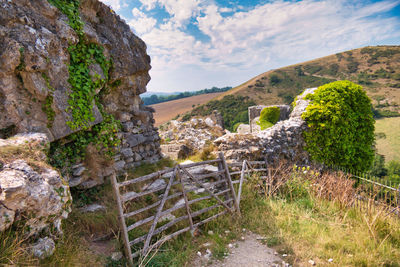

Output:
xmin=150 ymin=92 xmax=224 ymax=126
xmin=216 ymin=46 xmax=400 ymax=115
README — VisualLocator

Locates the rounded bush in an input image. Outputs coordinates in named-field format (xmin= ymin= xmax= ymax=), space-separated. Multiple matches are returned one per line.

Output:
xmin=257 ymin=106 xmax=280 ymax=130
xmin=260 ymin=106 xmax=280 ymax=123
xmin=302 ymin=80 xmax=375 ymax=171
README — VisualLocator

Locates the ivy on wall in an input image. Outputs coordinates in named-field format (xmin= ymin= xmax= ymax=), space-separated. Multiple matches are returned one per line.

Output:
xmin=47 ymin=0 xmax=121 ymax=168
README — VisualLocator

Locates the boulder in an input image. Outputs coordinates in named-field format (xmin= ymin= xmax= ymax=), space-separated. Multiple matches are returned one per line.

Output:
xmin=0 ymin=160 xmax=71 ymax=235
xmin=31 ymin=237 xmax=56 ymax=259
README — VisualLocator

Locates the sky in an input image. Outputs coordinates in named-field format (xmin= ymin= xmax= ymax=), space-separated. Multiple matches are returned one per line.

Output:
xmin=100 ymin=0 xmax=400 ymax=93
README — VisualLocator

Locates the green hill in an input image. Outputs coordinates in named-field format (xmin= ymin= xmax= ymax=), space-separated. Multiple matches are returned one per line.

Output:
xmin=216 ymin=45 xmax=400 ymax=116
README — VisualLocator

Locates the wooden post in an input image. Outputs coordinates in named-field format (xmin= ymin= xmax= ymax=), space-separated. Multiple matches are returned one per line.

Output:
xmin=219 ymin=152 xmax=240 ymax=214
xmin=111 ymin=173 xmax=133 ymax=266
xmin=237 ymin=160 xmax=247 ymax=206
xmin=176 ymin=166 xmax=195 ymax=234
xmin=218 ymin=157 xmax=230 ymax=203
xmin=143 ymin=166 xmax=177 ymax=255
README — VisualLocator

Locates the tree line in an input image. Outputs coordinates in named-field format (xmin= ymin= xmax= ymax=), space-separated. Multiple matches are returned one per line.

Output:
xmin=143 ymin=86 xmax=232 ymax=105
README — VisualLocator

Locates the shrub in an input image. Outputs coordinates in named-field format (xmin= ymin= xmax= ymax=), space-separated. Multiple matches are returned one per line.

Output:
xmin=269 ymin=74 xmax=281 ymax=86
xmin=258 ymin=106 xmax=280 ymax=130
xmin=302 ymin=80 xmax=375 ymax=171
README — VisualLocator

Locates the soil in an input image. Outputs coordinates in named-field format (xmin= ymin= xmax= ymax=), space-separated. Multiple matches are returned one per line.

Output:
xmin=192 ymin=232 xmax=286 ymax=267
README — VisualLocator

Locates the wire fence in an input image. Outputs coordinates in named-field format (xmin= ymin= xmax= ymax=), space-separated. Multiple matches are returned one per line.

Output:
xmin=330 ymin=165 xmax=400 ymax=215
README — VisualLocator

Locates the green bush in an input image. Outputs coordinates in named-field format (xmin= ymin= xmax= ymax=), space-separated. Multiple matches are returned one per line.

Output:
xmin=270 ymin=74 xmax=281 ymax=86
xmin=302 ymin=80 xmax=375 ymax=171
xmin=257 ymin=120 xmax=274 ymax=130
xmin=258 ymin=106 xmax=280 ymax=130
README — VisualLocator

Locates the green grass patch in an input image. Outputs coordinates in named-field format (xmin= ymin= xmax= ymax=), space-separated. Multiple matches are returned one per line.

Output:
xmin=375 ymin=117 xmax=400 ymax=162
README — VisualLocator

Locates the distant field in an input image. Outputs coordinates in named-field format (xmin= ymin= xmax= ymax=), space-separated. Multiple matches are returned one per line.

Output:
xmin=150 ymin=92 xmax=224 ymax=126
xmin=375 ymin=117 xmax=400 ymax=162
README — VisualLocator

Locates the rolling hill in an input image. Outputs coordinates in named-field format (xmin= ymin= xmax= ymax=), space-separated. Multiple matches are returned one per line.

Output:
xmin=180 ymin=45 xmax=400 ymax=153
xmin=216 ymin=45 xmax=400 ymax=115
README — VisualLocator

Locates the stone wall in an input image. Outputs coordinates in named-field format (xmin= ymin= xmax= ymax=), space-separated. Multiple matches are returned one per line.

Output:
xmin=0 ymin=0 xmax=162 ymax=188
xmin=215 ymin=88 xmax=316 ymax=164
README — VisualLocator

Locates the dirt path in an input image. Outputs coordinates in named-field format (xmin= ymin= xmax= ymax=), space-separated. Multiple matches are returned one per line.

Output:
xmin=193 ymin=232 xmax=286 ymax=267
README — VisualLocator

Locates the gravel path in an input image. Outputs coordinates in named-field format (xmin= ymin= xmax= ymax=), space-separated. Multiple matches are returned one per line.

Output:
xmin=193 ymin=232 xmax=286 ymax=267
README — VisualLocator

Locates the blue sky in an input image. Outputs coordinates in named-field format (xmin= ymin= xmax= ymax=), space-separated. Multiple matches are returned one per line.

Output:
xmin=100 ymin=0 xmax=400 ymax=92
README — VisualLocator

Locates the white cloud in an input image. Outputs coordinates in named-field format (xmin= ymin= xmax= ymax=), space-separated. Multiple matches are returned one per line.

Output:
xmin=100 ymin=0 xmax=122 ymax=11
xmin=139 ymin=0 xmax=158 ymax=10
xmin=139 ymin=0 xmax=202 ymax=27
xmin=130 ymin=0 xmax=400 ymax=91
xmin=128 ymin=8 xmax=157 ymax=35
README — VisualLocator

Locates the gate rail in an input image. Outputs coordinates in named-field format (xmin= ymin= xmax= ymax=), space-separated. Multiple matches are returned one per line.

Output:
xmin=111 ymin=152 xmax=242 ymax=265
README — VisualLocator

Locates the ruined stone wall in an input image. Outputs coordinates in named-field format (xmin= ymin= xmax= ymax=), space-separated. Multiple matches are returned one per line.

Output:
xmin=248 ymin=105 xmax=291 ymax=132
xmin=215 ymin=88 xmax=316 ymax=164
xmin=0 ymin=0 xmax=161 ymax=188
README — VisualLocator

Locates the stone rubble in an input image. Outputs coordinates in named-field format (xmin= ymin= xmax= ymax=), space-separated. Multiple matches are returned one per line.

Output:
xmin=159 ymin=118 xmax=224 ymax=159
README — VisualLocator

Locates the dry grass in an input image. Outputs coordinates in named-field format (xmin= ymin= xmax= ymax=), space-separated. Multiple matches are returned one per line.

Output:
xmin=150 ymin=92 xmax=224 ymax=126
xmin=375 ymin=117 xmax=400 ymax=162
xmin=0 ymin=143 xmax=50 ymax=171
xmin=240 ymin=166 xmax=400 ymax=266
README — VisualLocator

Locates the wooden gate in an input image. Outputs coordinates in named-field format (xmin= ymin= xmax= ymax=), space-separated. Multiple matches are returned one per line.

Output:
xmin=111 ymin=152 xmax=240 ymax=265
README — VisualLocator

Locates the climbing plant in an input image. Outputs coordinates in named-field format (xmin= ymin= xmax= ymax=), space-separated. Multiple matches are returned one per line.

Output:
xmin=47 ymin=0 xmax=121 ymax=168
xmin=302 ymin=80 xmax=375 ymax=171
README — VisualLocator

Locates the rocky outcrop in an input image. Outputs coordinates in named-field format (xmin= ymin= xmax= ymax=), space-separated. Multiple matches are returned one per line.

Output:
xmin=215 ymin=88 xmax=316 ymax=163
xmin=0 ymin=0 xmax=161 ymax=187
xmin=0 ymin=133 xmax=71 ymax=236
xmin=159 ymin=118 xmax=225 ymax=159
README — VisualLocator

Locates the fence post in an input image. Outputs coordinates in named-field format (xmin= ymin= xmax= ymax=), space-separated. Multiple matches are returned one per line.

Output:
xmin=218 ymin=155 xmax=230 ymax=203
xmin=176 ymin=167 xmax=195 ymax=234
xmin=219 ymin=152 xmax=240 ymax=214
xmin=398 ymin=184 xmax=400 ymax=217
xmin=111 ymin=173 xmax=133 ymax=266
xmin=237 ymin=160 xmax=247 ymax=206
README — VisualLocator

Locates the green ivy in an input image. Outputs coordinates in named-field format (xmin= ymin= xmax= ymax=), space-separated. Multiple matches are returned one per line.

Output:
xmin=302 ymin=80 xmax=375 ymax=171
xmin=65 ymin=41 xmax=110 ymax=130
xmin=47 ymin=0 xmax=120 ymax=169
xmin=47 ymin=0 xmax=83 ymax=35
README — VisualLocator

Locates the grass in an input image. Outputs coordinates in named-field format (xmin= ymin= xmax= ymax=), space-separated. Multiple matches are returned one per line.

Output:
xmin=239 ymin=167 xmax=400 ymax=266
xmin=3 ymin=156 xmax=400 ymax=266
xmin=375 ymin=117 xmax=400 ymax=162
xmin=137 ymin=165 xmax=400 ymax=266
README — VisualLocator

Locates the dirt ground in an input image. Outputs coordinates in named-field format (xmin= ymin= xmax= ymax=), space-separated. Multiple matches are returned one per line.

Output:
xmin=192 ymin=232 xmax=286 ymax=267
